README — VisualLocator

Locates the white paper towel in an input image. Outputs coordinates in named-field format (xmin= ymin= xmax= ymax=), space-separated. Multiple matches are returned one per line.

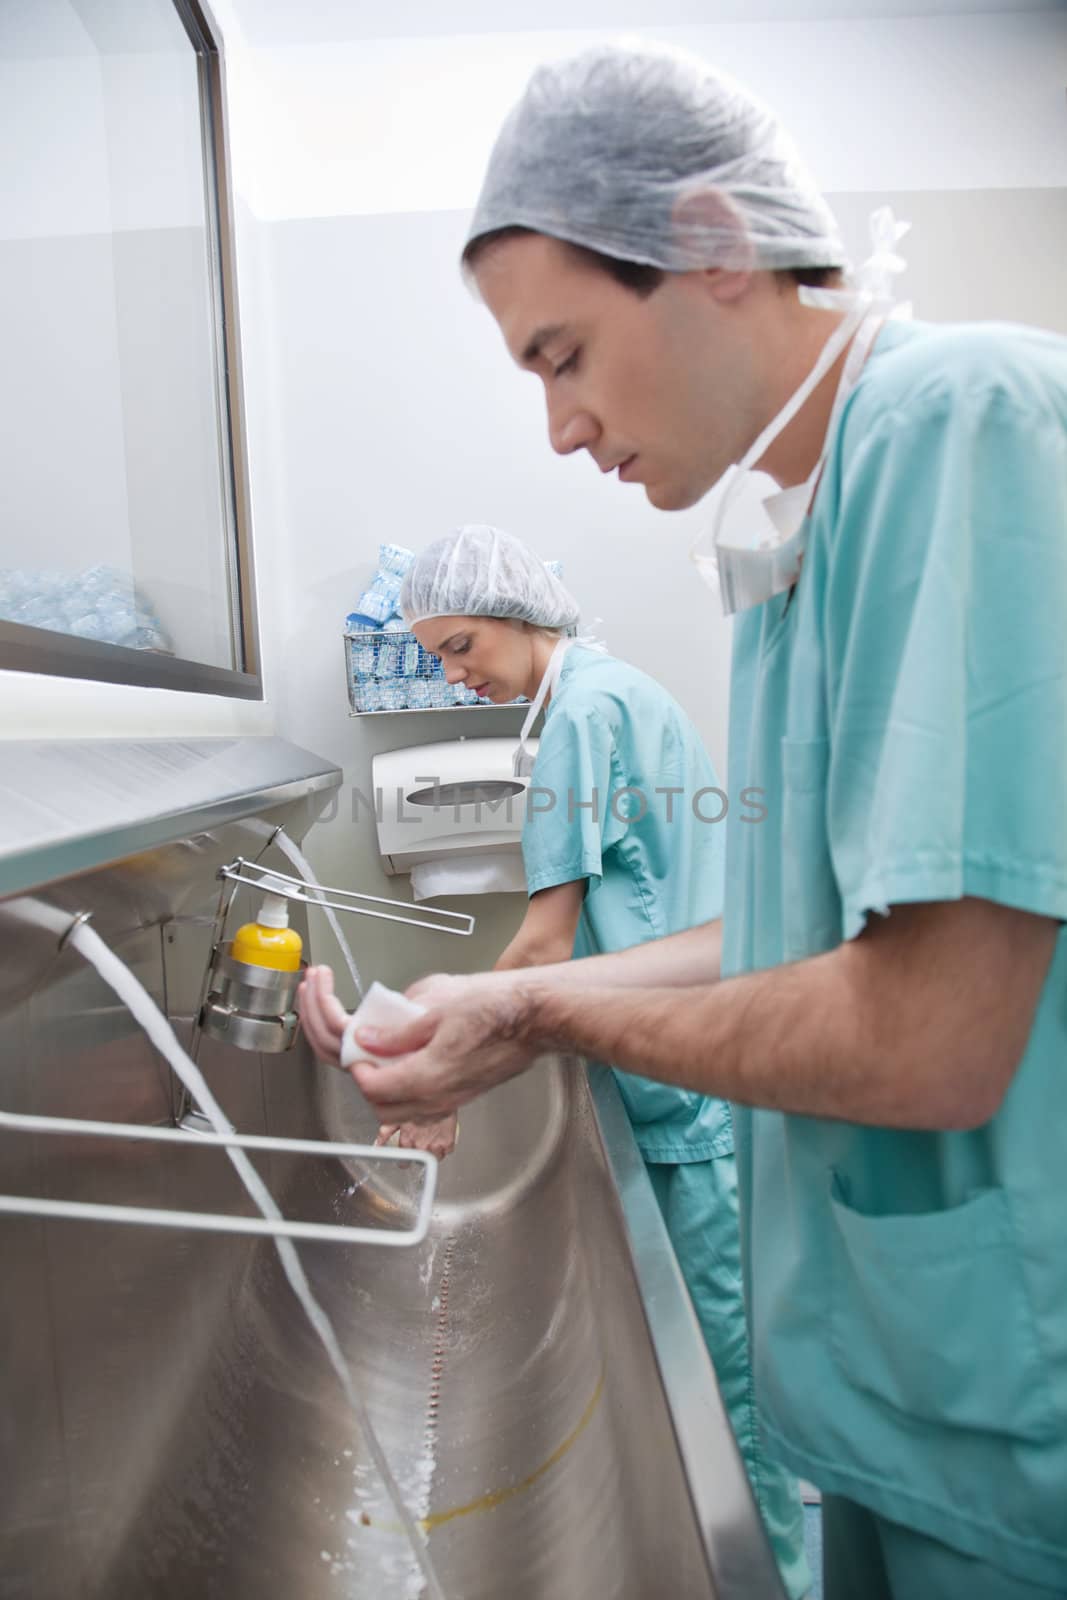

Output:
xmin=340 ymin=980 xmax=426 ymax=1069
xmin=410 ymin=850 xmax=526 ymax=902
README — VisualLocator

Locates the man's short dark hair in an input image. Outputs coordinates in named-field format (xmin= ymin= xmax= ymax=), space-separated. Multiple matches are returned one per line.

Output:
xmin=462 ymin=225 xmax=843 ymax=297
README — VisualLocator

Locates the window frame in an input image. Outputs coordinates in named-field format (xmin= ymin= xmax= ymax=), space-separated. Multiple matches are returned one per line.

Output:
xmin=0 ymin=0 xmax=262 ymax=701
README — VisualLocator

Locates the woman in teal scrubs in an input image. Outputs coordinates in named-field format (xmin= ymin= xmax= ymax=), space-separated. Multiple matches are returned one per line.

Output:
xmin=396 ymin=523 xmax=810 ymax=1599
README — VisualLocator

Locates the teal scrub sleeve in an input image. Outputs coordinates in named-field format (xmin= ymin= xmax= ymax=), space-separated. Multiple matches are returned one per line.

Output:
xmin=824 ymin=386 xmax=1067 ymax=941
xmin=522 ymin=702 xmax=627 ymax=895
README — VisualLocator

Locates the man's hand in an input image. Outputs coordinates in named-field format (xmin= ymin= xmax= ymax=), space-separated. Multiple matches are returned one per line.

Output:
xmin=376 ymin=1113 xmax=459 ymax=1161
xmin=297 ymin=965 xmax=537 ymax=1123
xmin=297 ymin=970 xmax=458 ymax=1153
xmin=350 ymin=970 xmax=539 ymax=1123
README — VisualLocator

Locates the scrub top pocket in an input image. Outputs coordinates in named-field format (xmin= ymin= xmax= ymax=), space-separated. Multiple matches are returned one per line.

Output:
xmin=780 ymin=737 xmax=841 ymax=960
xmin=612 ymin=1070 xmax=713 ymax=1134
xmin=828 ymin=1175 xmax=1056 ymax=1446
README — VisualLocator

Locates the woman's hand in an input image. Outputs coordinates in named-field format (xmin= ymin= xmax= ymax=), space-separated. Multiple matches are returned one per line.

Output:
xmin=296 ymin=965 xmax=350 ymax=1068
xmin=376 ymin=1113 xmax=459 ymax=1162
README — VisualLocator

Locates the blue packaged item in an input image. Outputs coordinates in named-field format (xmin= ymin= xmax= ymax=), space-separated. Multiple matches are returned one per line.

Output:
xmin=0 ymin=563 xmax=171 ymax=653
xmin=378 ymin=543 xmax=416 ymax=579
xmin=401 ymin=639 xmax=420 ymax=676
xmin=351 ymin=638 xmax=377 ymax=677
xmin=382 ymin=616 xmax=407 ymax=632
xmin=346 ymin=611 xmax=381 ymax=632
xmin=381 ymin=681 xmax=409 ymax=711
xmin=376 ymin=640 xmax=401 ymax=678
xmin=354 ymin=588 xmax=393 ymax=625
xmin=407 ymin=680 xmax=432 ymax=710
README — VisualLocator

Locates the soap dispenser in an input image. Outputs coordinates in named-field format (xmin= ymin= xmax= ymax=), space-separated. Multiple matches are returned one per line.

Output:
xmin=231 ymin=882 xmax=303 ymax=972
xmin=199 ymin=878 xmax=306 ymax=1052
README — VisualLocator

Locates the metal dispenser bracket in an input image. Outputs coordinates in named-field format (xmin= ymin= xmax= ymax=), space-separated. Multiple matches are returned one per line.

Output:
xmin=216 ymin=856 xmax=475 ymax=937
xmin=193 ymin=857 xmax=472 ymax=1059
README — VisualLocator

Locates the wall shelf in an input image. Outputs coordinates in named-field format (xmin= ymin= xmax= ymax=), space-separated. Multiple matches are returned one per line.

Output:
xmin=345 ymin=629 xmax=528 ymax=716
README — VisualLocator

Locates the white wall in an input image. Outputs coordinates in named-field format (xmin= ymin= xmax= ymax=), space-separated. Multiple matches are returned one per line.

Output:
xmin=203 ymin=5 xmax=1065 ymax=991
xmin=231 ymin=13 xmax=1067 ymax=219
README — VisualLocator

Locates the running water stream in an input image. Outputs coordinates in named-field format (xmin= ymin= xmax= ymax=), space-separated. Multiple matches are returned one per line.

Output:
xmin=21 ymin=900 xmax=443 ymax=1600
xmin=273 ymin=829 xmax=364 ymax=1002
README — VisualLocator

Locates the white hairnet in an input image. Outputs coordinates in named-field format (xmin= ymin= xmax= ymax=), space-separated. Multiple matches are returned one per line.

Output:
xmin=401 ymin=526 xmax=580 ymax=630
xmin=465 ymin=41 xmax=844 ymax=274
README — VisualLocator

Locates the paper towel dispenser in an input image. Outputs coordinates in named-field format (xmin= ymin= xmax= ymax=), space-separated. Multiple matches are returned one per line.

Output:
xmin=372 ymin=738 xmax=539 ymax=898
xmin=406 ymin=778 xmax=525 ymax=810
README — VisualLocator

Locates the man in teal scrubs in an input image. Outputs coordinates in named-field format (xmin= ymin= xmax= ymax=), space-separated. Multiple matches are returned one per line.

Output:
xmin=299 ymin=41 xmax=1067 ymax=1599
xmin=393 ymin=522 xmax=809 ymax=1595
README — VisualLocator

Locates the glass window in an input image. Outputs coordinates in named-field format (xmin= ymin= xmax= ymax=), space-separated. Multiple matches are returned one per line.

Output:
xmin=0 ymin=0 xmax=259 ymax=697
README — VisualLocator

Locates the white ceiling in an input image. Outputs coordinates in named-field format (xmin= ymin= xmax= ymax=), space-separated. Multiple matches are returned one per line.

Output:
xmin=4 ymin=0 xmax=1059 ymax=56
xmin=228 ymin=0 xmax=1065 ymax=49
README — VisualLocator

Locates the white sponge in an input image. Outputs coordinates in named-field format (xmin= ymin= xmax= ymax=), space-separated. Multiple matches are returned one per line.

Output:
xmin=340 ymin=980 xmax=426 ymax=1070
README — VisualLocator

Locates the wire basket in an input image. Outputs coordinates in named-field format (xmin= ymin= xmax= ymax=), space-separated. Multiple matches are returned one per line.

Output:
xmin=344 ymin=630 xmax=527 ymax=715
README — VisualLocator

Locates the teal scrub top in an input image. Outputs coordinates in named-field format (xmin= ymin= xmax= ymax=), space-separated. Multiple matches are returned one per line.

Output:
xmin=724 ymin=319 xmax=1067 ymax=1589
xmin=523 ymin=645 xmax=731 ymax=1162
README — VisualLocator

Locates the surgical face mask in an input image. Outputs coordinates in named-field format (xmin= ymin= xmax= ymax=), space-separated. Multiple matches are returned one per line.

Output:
xmin=512 ymin=627 xmax=608 ymax=778
xmin=513 ymin=637 xmax=574 ymax=778
xmin=690 ymin=206 xmax=910 ymax=616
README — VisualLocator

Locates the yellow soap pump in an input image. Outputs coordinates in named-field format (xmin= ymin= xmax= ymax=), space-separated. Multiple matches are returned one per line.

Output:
xmin=231 ymin=882 xmax=303 ymax=973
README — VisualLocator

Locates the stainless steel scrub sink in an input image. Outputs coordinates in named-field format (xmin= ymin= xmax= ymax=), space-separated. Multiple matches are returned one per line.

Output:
xmin=0 ymin=742 xmax=784 ymax=1600
xmin=96 ymin=1063 xmax=740 ymax=1600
